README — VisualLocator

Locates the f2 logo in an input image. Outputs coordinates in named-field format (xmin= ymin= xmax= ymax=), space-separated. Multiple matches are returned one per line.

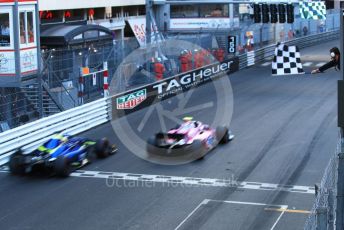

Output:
xmin=228 ymin=36 xmax=236 ymax=54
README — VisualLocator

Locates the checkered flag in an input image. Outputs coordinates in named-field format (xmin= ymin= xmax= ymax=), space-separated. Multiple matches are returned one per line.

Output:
xmin=272 ymin=44 xmax=304 ymax=75
xmin=299 ymin=1 xmax=326 ymax=20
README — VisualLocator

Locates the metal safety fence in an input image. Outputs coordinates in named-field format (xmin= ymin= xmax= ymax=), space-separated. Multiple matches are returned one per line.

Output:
xmin=0 ymin=97 xmax=111 ymax=166
xmin=237 ymin=30 xmax=340 ymax=70
xmin=304 ymin=135 xmax=341 ymax=230
xmin=0 ymin=38 xmax=139 ymax=131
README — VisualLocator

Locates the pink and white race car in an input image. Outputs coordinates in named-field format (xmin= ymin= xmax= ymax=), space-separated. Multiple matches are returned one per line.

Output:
xmin=146 ymin=117 xmax=234 ymax=160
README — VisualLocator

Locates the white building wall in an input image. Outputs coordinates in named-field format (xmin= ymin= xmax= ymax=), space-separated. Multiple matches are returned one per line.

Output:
xmin=39 ymin=0 xmax=145 ymax=11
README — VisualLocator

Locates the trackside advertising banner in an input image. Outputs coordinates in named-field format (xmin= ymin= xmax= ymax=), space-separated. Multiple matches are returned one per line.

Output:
xmin=111 ymin=57 xmax=239 ymax=119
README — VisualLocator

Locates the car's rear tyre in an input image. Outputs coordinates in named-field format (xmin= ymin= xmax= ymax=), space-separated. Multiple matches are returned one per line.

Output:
xmin=147 ymin=136 xmax=158 ymax=156
xmin=155 ymin=133 xmax=168 ymax=146
xmin=9 ymin=150 xmax=26 ymax=175
xmin=216 ymin=126 xmax=230 ymax=144
xmin=94 ymin=138 xmax=110 ymax=158
xmin=147 ymin=136 xmax=157 ymax=147
xmin=54 ymin=156 xmax=71 ymax=177
xmin=197 ymin=155 xmax=205 ymax=160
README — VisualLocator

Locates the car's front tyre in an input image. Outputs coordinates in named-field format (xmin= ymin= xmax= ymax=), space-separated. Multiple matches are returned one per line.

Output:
xmin=216 ymin=126 xmax=229 ymax=144
xmin=9 ymin=150 xmax=26 ymax=175
xmin=94 ymin=138 xmax=110 ymax=158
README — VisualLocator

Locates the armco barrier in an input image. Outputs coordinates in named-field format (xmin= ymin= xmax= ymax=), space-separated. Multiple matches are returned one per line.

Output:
xmin=0 ymin=98 xmax=110 ymax=166
xmin=0 ymin=30 xmax=339 ymax=167
xmin=238 ymin=30 xmax=340 ymax=69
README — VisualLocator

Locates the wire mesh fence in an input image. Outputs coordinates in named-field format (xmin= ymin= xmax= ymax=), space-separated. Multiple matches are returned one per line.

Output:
xmin=304 ymin=136 xmax=340 ymax=230
xmin=0 ymin=37 xmax=139 ymax=131
xmin=0 ymin=9 xmax=341 ymax=131
xmin=0 ymin=88 xmax=40 ymax=131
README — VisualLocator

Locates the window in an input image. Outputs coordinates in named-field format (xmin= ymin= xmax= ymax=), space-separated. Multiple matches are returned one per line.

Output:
xmin=171 ymin=5 xmax=229 ymax=18
xmin=93 ymin=8 xmax=104 ymax=20
xmin=65 ymin=9 xmax=85 ymax=22
xmin=40 ymin=10 xmax=63 ymax=24
xmin=138 ymin=5 xmax=145 ymax=16
xmin=20 ymin=12 xmax=26 ymax=44
xmin=73 ymin=34 xmax=83 ymax=40
xmin=0 ymin=13 xmax=11 ymax=47
xmin=326 ymin=1 xmax=334 ymax=9
xmin=199 ymin=4 xmax=229 ymax=17
xmin=123 ymin=6 xmax=138 ymax=17
xmin=27 ymin=12 xmax=34 ymax=43
xmin=233 ymin=4 xmax=240 ymax=18
xmin=84 ymin=30 xmax=99 ymax=39
xmin=20 ymin=10 xmax=35 ymax=45
xmin=112 ymin=7 xmax=122 ymax=18
xmin=170 ymin=5 xmax=199 ymax=18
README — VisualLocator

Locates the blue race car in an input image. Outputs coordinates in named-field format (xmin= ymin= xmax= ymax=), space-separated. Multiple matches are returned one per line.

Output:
xmin=9 ymin=133 xmax=117 ymax=177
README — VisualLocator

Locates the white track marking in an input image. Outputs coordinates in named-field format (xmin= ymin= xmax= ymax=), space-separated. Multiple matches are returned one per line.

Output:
xmin=174 ymin=199 xmax=288 ymax=230
xmin=303 ymin=62 xmax=313 ymax=67
xmin=174 ymin=199 xmax=208 ymax=230
xmin=69 ymin=170 xmax=315 ymax=194
xmin=0 ymin=168 xmax=315 ymax=194
xmin=271 ymin=209 xmax=287 ymax=230
xmin=207 ymin=199 xmax=287 ymax=209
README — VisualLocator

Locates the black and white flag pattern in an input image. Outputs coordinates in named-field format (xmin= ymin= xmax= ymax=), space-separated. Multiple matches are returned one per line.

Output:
xmin=299 ymin=1 xmax=326 ymax=20
xmin=272 ymin=43 xmax=304 ymax=75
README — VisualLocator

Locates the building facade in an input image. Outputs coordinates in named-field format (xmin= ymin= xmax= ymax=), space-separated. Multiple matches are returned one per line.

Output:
xmin=38 ymin=0 xmax=145 ymax=39
xmin=36 ymin=0 xmax=342 ymax=42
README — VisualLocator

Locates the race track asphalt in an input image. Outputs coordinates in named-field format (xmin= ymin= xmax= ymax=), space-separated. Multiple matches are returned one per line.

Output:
xmin=0 ymin=40 xmax=340 ymax=230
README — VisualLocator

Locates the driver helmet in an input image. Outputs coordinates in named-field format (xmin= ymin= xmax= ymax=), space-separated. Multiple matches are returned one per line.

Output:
xmin=137 ymin=65 xmax=144 ymax=71
xmin=330 ymin=47 xmax=340 ymax=58
xmin=183 ymin=116 xmax=193 ymax=122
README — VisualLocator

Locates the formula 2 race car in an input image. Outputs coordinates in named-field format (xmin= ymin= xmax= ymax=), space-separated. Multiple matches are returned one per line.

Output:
xmin=9 ymin=133 xmax=117 ymax=177
xmin=146 ymin=117 xmax=234 ymax=160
